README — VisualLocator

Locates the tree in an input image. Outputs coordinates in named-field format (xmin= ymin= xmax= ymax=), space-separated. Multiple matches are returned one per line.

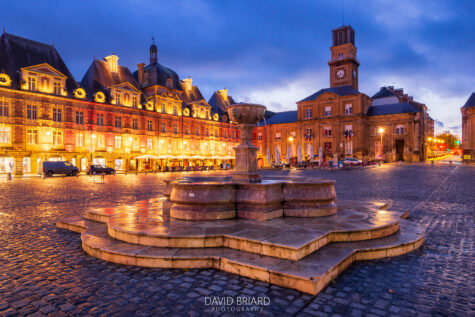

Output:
xmin=435 ymin=131 xmax=459 ymax=149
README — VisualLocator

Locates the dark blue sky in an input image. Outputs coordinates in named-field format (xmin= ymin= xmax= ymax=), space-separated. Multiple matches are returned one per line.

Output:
xmin=2 ymin=0 xmax=474 ymax=135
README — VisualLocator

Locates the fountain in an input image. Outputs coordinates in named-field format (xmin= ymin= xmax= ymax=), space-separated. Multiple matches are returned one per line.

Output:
xmin=56 ymin=103 xmax=425 ymax=295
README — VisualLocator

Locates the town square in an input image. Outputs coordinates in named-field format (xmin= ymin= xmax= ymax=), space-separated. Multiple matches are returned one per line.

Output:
xmin=0 ymin=0 xmax=474 ymax=316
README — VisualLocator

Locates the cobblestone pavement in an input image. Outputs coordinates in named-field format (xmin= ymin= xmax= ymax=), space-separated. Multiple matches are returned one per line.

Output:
xmin=0 ymin=165 xmax=473 ymax=316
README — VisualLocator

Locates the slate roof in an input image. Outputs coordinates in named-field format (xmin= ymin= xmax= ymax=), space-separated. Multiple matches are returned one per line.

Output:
xmin=299 ymin=85 xmax=361 ymax=102
xmin=366 ymin=103 xmax=419 ymax=116
xmin=462 ymin=93 xmax=475 ymax=108
xmin=372 ymin=87 xmax=395 ymax=99
xmin=0 ymin=32 xmax=77 ymax=93
xmin=134 ymin=61 xmax=181 ymax=90
xmin=181 ymin=84 xmax=206 ymax=105
xmin=80 ymin=58 xmax=141 ymax=101
xmin=258 ymin=110 xmax=298 ymax=125
xmin=208 ymin=91 xmax=237 ymax=116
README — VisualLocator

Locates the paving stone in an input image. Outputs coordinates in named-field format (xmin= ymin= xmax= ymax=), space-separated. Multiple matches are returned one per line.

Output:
xmin=0 ymin=167 xmax=472 ymax=315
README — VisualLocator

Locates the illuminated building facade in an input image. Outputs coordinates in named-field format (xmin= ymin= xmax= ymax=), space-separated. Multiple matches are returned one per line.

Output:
xmin=0 ymin=32 xmax=239 ymax=175
xmin=461 ymin=93 xmax=475 ymax=160
xmin=254 ymin=25 xmax=435 ymax=165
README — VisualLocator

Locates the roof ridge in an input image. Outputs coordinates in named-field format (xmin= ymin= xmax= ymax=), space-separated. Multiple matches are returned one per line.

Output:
xmin=2 ymin=32 xmax=54 ymax=48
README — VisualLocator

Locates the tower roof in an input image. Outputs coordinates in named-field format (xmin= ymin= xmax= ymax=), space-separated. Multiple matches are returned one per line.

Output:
xmin=332 ymin=25 xmax=355 ymax=46
xmin=462 ymin=92 xmax=475 ymax=108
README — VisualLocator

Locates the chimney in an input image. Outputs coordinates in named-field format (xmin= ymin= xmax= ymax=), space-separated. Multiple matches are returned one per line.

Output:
xmin=182 ymin=77 xmax=193 ymax=91
xmin=218 ymin=88 xmax=228 ymax=99
xmin=137 ymin=63 xmax=145 ymax=86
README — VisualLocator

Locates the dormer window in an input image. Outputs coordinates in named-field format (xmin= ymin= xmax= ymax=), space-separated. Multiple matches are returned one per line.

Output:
xmin=161 ymin=103 xmax=166 ymax=113
xmin=28 ymin=77 xmax=36 ymax=91
xmin=41 ymin=77 xmax=49 ymax=91
xmin=132 ymin=96 xmax=137 ymax=108
xmin=324 ymin=106 xmax=332 ymax=117
xmin=104 ymin=54 xmax=119 ymax=73
xmin=173 ymin=106 xmax=178 ymax=116
xmin=124 ymin=93 xmax=129 ymax=105
xmin=166 ymin=78 xmax=173 ymax=88
xmin=116 ymin=93 xmax=121 ymax=105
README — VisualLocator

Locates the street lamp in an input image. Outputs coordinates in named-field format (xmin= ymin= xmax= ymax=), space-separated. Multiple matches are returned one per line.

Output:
xmin=378 ymin=128 xmax=384 ymax=159
xmin=288 ymin=136 xmax=294 ymax=155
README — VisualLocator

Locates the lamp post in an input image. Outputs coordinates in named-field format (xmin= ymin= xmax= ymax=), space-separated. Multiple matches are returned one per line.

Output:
xmin=288 ymin=136 xmax=294 ymax=164
xmin=378 ymin=128 xmax=384 ymax=160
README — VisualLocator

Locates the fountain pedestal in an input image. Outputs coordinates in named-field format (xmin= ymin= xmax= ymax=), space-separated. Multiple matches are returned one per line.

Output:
xmin=227 ymin=104 xmax=266 ymax=183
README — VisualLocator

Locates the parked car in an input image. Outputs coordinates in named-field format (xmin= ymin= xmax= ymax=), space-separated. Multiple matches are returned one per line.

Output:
xmin=86 ymin=165 xmax=115 ymax=175
xmin=43 ymin=161 xmax=79 ymax=177
xmin=343 ymin=157 xmax=362 ymax=166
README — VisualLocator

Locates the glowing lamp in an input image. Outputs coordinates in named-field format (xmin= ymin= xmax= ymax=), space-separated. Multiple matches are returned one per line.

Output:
xmin=378 ymin=128 xmax=384 ymax=134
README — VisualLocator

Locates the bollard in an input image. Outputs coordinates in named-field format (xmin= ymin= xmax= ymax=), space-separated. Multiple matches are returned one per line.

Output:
xmin=42 ymin=172 xmax=46 ymax=179
xmin=449 ymin=160 xmax=452 ymax=165
xmin=431 ymin=161 xmax=434 ymax=167
xmin=7 ymin=172 xmax=12 ymax=180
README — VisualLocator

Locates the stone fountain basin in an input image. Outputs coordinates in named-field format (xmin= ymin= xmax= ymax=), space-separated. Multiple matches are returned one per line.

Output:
xmin=169 ymin=177 xmax=337 ymax=221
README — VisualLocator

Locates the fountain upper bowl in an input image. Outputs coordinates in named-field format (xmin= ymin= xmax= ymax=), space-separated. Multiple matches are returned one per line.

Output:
xmin=227 ymin=103 xmax=266 ymax=124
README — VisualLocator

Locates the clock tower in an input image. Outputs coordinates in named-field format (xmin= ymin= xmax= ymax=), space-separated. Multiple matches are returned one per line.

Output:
xmin=328 ymin=25 xmax=359 ymax=90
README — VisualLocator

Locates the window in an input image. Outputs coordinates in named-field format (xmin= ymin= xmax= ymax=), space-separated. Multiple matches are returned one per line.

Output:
xmin=76 ymin=111 xmax=84 ymax=124
xmin=205 ymin=128 xmax=209 ymax=136
xmin=114 ymin=135 xmax=122 ymax=148
xmin=396 ymin=125 xmax=404 ymax=135
xmin=114 ymin=116 xmax=122 ymax=128
xmin=275 ymin=132 xmax=282 ymax=140
xmin=161 ymin=104 xmax=166 ymax=113
xmin=0 ymin=99 xmax=9 ymax=117
xmin=344 ymin=125 xmax=353 ymax=139
xmin=76 ymin=133 xmax=84 ymax=147
xmin=345 ymin=104 xmax=353 ymax=114
xmin=173 ymin=106 xmax=178 ymax=116
xmin=96 ymin=113 xmax=104 ymax=126
xmin=28 ymin=77 xmax=36 ymax=91
xmin=116 ymin=93 xmax=121 ymax=105
xmin=147 ymin=137 xmax=153 ymax=150
xmin=54 ymin=82 xmax=61 ymax=95
xmin=53 ymin=107 xmax=62 ymax=122
xmin=345 ymin=141 xmax=353 ymax=155
xmin=97 ymin=134 xmax=105 ymax=148
xmin=223 ymin=130 xmax=227 ymax=138
xmin=324 ymin=142 xmax=332 ymax=155
xmin=324 ymin=126 xmax=332 ymax=136
xmin=258 ymin=133 xmax=263 ymax=141
xmin=161 ymin=123 xmax=166 ymax=133
xmin=305 ymin=108 xmax=312 ymax=119
xmin=232 ymin=131 xmax=235 ymax=139
xmin=324 ymin=106 xmax=332 ymax=117
xmin=195 ymin=127 xmax=200 ymax=136
xmin=173 ymin=124 xmax=178 ymax=134
xmin=132 ymin=136 xmax=139 ymax=150
xmin=27 ymin=105 xmax=37 ymax=120
xmin=53 ymin=131 xmax=62 ymax=145
xmin=304 ymin=128 xmax=313 ymax=141
xmin=215 ymin=129 xmax=218 ymax=137
xmin=132 ymin=96 xmax=137 ymax=108
xmin=0 ymin=127 xmax=10 ymax=143
xmin=147 ymin=120 xmax=153 ymax=131
xmin=132 ymin=118 xmax=138 ymax=130
xmin=27 ymin=129 xmax=38 ymax=144
xmin=23 ymin=157 xmax=31 ymax=173
xmin=184 ymin=126 xmax=189 ymax=135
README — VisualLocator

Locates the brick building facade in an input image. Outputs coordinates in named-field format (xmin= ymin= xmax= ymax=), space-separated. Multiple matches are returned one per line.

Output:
xmin=461 ymin=93 xmax=475 ymax=160
xmin=254 ymin=26 xmax=434 ymax=166
xmin=0 ymin=32 xmax=239 ymax=175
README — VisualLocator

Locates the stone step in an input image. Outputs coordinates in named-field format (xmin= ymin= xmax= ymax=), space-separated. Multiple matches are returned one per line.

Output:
xmin=79 ymin=219 xmax=424 ymax=295
xmin=105 ymin=208 xmax=401 ymax=261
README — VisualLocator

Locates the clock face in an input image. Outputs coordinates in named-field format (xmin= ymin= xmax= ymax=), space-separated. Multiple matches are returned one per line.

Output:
xmin=353 ymin=70 xmax=357 ymax=79
xmin=336 ymin=69 xmax=345 ymax=79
